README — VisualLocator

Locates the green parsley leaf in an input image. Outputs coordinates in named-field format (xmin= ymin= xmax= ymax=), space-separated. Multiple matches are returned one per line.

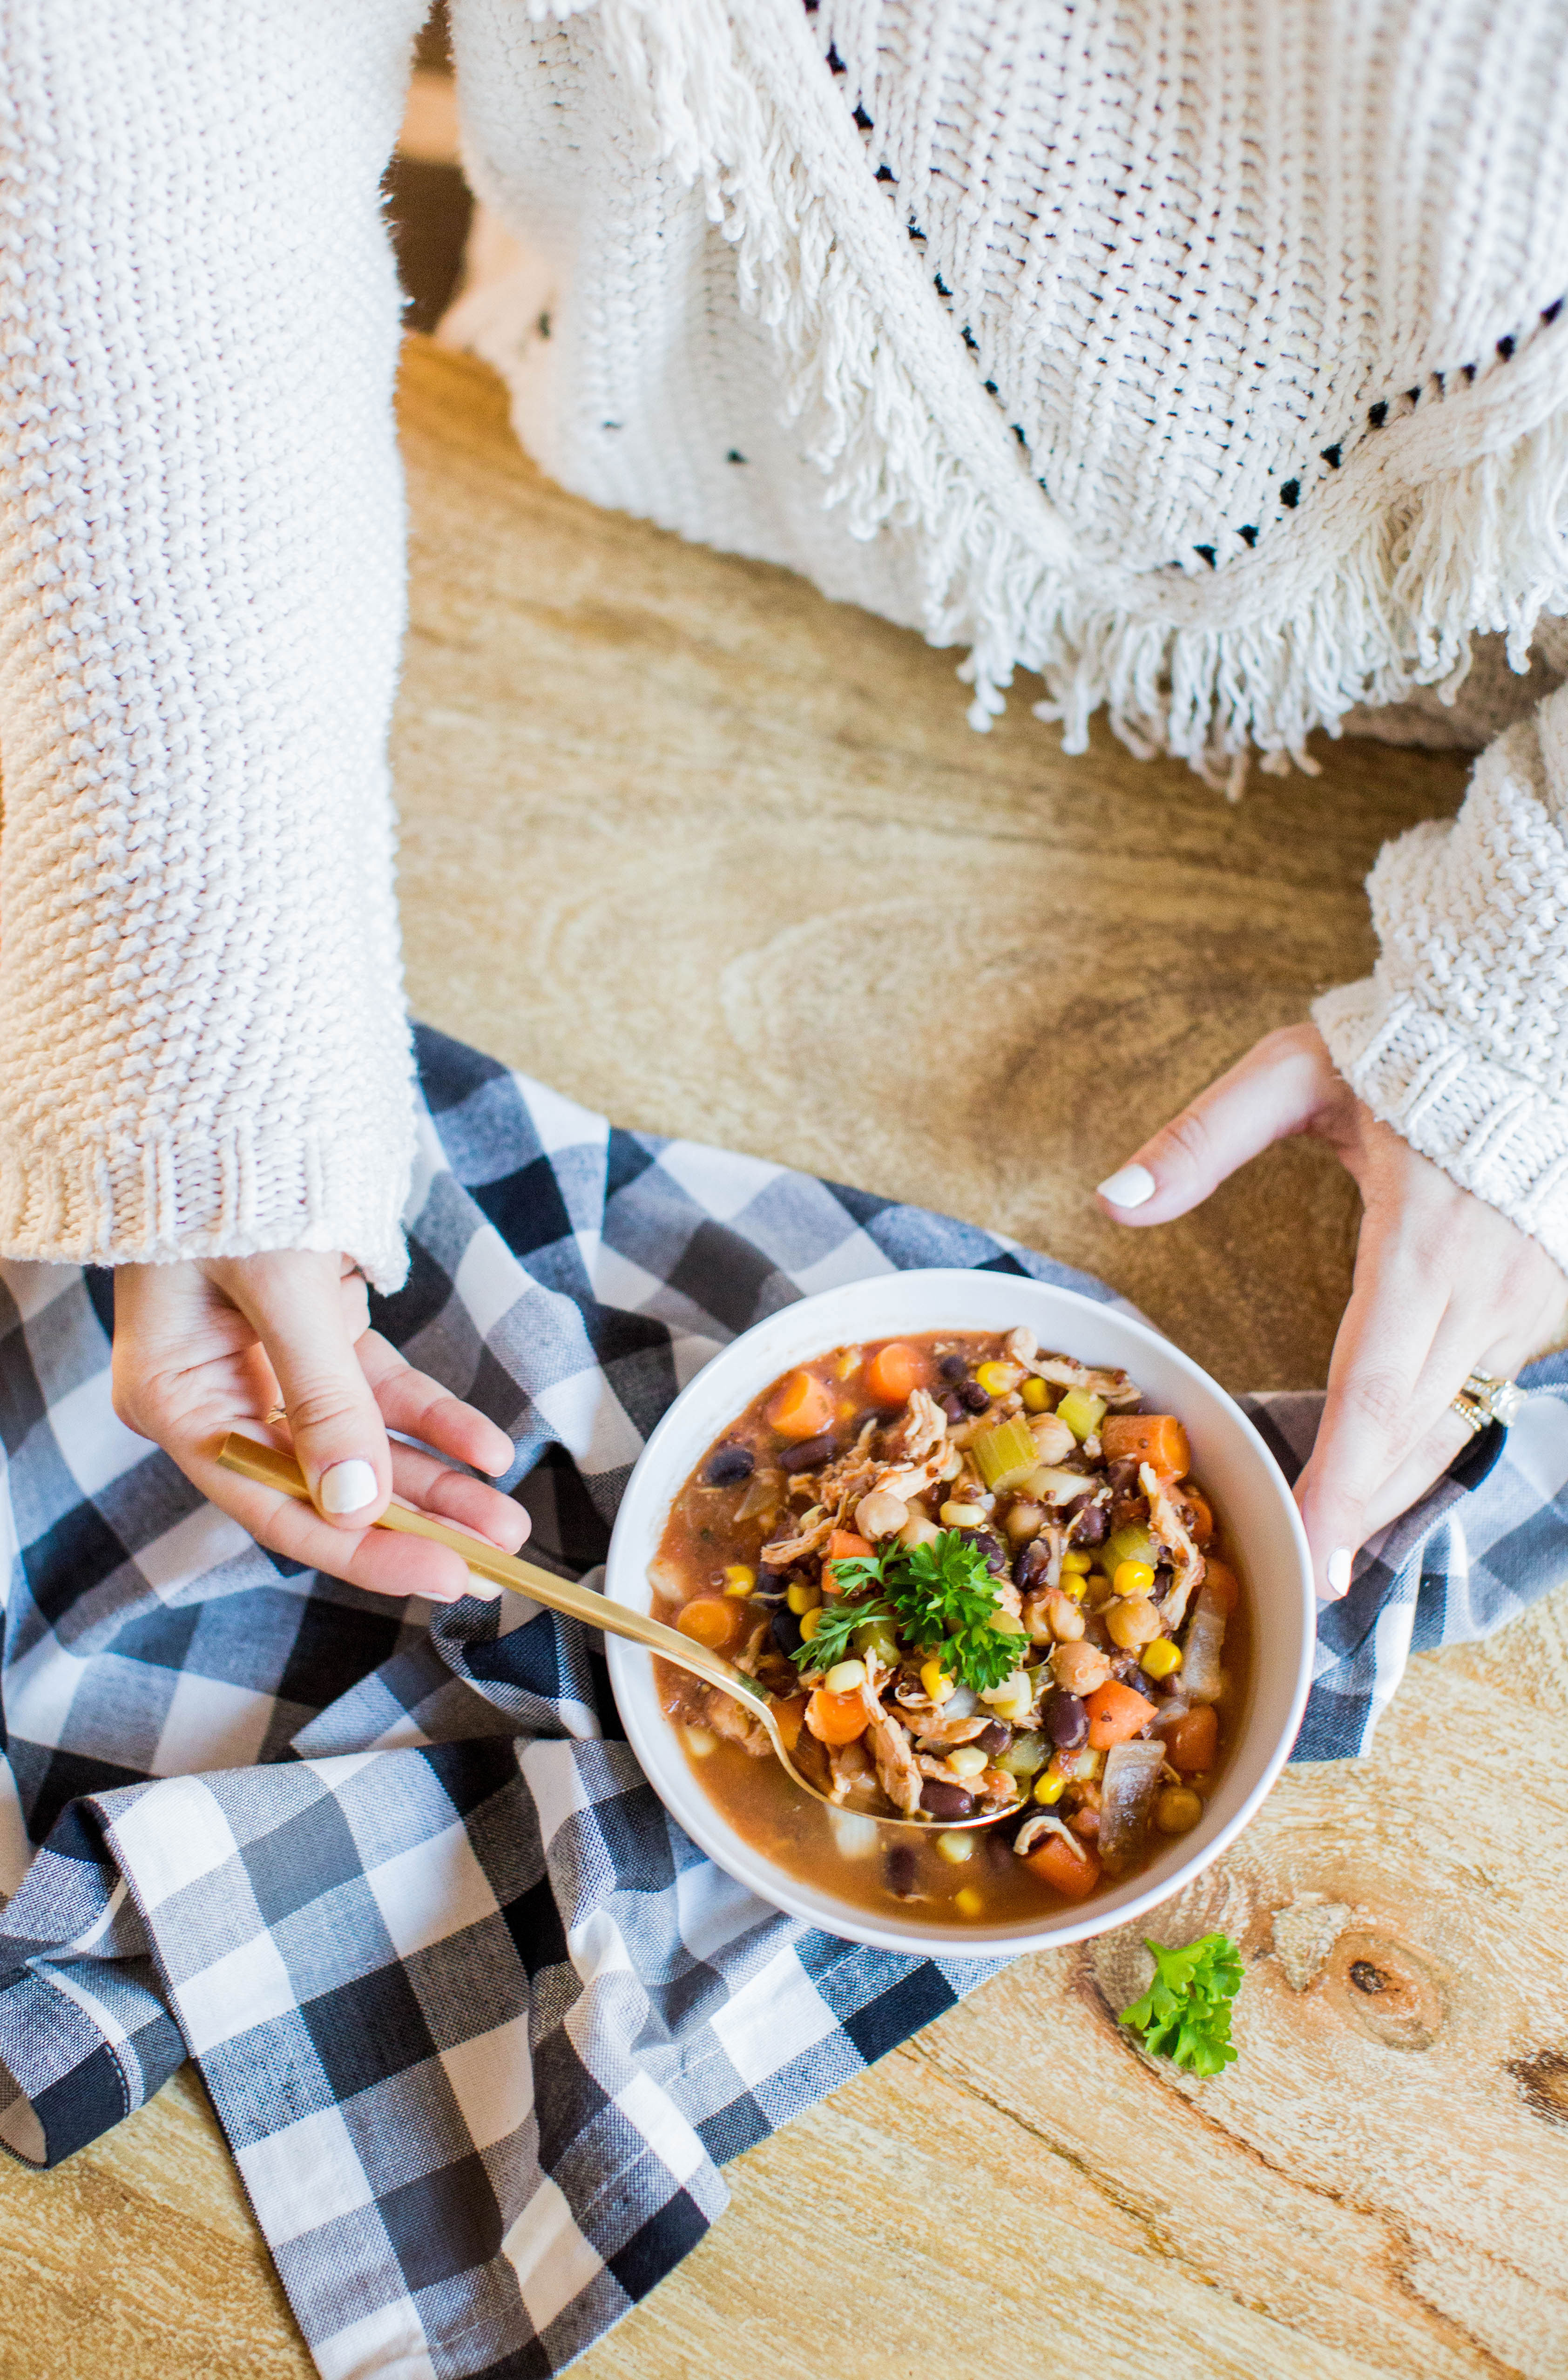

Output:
xmin=787 ymin=1594 xmax=892 ymax=1677
xmin=1118 ymin=1933 xmax=1244 ymax=2076
xmin=791 ymin=1530 xmax=1022 ymax=1695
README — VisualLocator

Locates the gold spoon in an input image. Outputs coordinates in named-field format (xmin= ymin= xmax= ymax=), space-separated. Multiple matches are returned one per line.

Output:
xmin=216 ymin=1433 xmax=1007 ymax=1832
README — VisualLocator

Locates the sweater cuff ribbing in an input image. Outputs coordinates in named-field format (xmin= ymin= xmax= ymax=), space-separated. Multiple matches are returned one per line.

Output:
xmin=0 ymin=1126 xmax=411 ymax=1296
xmin=1314 ymin=977 xmax=1568 ymax=1278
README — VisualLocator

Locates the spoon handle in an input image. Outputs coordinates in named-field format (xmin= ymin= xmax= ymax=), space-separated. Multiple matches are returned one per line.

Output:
xmin=215 ymin=1433 xmax=769 ymax=1709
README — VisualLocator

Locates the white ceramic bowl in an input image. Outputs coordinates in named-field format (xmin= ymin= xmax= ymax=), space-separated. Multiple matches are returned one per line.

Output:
xmin=604 ymin=1270 xmax=1313 ymax=1956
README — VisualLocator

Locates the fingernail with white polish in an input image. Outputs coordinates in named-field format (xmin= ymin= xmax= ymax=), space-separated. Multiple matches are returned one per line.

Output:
xmin=1096 ymin=1163 xmax=1156 ymax=1210
xmin=318 ymin=1458 xmax=378 ymax=1516
xmin=1325 ymin=1547 xmax=1353 ymax=1599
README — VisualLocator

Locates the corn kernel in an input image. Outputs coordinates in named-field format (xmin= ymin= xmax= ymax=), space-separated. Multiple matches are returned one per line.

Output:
xmin=825 ymin=1659 xmax=866 ymax=1694
xmin=935 ymin=1830 xmax=974 ymax=1864
xmin=1140 ymin=1636 xmax=1183 ymax=1679
xmin=1059 ymin=1571 xmax=1088 ymax=1602
xmin=799 ymin=1607 xmax=822 ymax=1643
xmin=1113 ymin=1558 xmax=1157 ymax=1598
xmin=947 ymin=1744 xmax=989 ymax=1778
xmin=722 ymin=1564 xmax=757 ymax=1597
xmin=1033 ymin=1771 xmax=1067 ymax=1805
xmin=785 ymin=1580 xmax=821 ymax=1616
xmin=1061 ymin=1549 xmax=1093 ymax=1574
xmin=920 ymin=1658 xmax=955 ymax=1705
xmin=953 ymin=1886 xmax=984 ymax=1918
xmin=975 ymin=1360 xmax=1023 ymax=1398
xmin=940 ymin=1501 xmax=986 ymax=1527
xmin=1021 ymin=1375 xmax=1052 ymax=1413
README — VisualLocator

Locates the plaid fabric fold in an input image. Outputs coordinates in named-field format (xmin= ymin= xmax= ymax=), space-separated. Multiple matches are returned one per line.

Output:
xmin=0 ymin=1022 xmax=1563 ymax=2378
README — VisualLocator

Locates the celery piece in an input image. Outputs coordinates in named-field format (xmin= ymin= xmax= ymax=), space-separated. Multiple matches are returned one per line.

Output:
xmin=996 ymin=1730 xmax=1048 ymax=1778
xmin=1105 ymin=1521 xmax=1160 ymax=1571
xmin=971 ymin=1414 xmax=1038 ymax=1492
xmin=1056 ymin=1387 xmax=1108 ymax=1444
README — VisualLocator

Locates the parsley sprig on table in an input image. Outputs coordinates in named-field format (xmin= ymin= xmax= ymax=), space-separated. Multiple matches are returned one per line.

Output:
xmin=790 ymin=1529 xmax=1024 ymax=1694
xmin=1118 ymin=1934 xmax=1244 ymax=2076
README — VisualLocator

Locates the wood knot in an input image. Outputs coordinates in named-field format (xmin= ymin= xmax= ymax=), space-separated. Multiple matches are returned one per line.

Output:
xmin=1326 ymin=1930 xmax=1445 ymax=2050
xmin=1507 ymin=2049 xmax=1568 ymax=2132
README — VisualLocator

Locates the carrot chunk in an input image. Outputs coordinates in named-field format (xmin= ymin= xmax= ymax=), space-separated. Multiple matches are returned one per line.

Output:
xmin=1100 ymin=1413 xmax=1192 ymax=1478
xmin=805 ymin=1687 xmax=870 ymax=1747
xmin=770 ymin=1368 xmax=836 ymax=1442
xmin=1163 ymin=1704 xmax=1219 ymax=1774
xmin=1085 ymin=1680 xmax=1160 ymax=1749
xmin=1023 ymin=1832 xmax=1102 ymax=1902
xmin=676 ymin=1597 xmax=745 ymax=1653
xmin=823 ymin=1528 xmax=873 ymax=1591
xmin=1199 ymin=1558 xmax=1239 ymax=1616
xmin=1181 ymin=1486 xmax=1215 ymax=1545
xmin=772 ymin=1694 xmax=808 ymax=1754
xmin=865 ymin=1340 xmax=926 ymax=1406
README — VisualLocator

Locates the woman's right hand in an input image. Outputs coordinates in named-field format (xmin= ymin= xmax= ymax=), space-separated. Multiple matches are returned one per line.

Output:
xmin=112 ymin=1251 xmax=530 ymax=1601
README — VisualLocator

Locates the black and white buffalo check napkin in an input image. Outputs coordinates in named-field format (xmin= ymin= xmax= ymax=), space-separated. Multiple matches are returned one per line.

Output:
xmin=0 ymin=1025 xmax=1564 ymax=2379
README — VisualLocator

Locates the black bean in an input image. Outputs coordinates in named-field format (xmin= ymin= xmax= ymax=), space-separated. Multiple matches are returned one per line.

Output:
xmin=920 ymin=1780 xmax=976 ymax=1820
xmin=705 ymin=1442 xmax=755 ymax=1486
xmin=939 ymin=1352 xmax=967 ymax=1383
xmin=884 ymin=1844 xmax=919 ymax=1897
xmin=977 ymin=1720 xmax=1010 ymax=1756
xmin=1072 ymin=1502 xmax=1108 ymax=1547
xmin=771 ymin=1608 xmax=804 ymax=1657
xmin=959 ymin=1379 xmax=992 ymax=1413
xmin=941 ymin=1393 xmax=968 ymax=1424
xmin=780 ymin=1433 xmax=836 ymax=1474
xmin=1016 ymin=1538 xmax=1052 ymax=1589
xmin=960 ymin=1528 xmax=1007 ymax=1573
xmin=1046 ymin=1691 xmax=1088 ymax=1748
xmin=1128 ymin=1668 xmax=1157 ymax=1699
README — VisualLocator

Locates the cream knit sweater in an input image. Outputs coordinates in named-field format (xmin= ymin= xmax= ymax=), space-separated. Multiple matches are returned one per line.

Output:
xmin=4 ymin=0 xmax=1568 ymax=1292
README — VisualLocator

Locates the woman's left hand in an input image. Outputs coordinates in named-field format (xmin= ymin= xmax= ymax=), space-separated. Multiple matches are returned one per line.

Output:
xmin=1093 ymin=1022 xmax=1568 ymax=1599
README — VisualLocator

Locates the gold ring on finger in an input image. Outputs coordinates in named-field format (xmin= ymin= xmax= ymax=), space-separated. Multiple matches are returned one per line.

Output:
xmin=1449 ymin=1371 xmax=1526 ymax=1437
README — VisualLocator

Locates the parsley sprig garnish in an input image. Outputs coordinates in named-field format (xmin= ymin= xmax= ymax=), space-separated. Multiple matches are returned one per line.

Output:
xmin=1118 ymin=1934 xmax=1244 ymax=2076
xmin=791 ymin=1529 xmax=1024 ymax=1694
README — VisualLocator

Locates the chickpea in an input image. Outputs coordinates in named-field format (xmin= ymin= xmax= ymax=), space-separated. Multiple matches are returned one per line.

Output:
xmin=856 ymin=1488 xmax=910 ymax=1541
xmin=1028 ymin=1414 xmax=1075 ymax=1465
xmin=1003 ymin=1498 xmax=1046 ymax=1545
xmin=1052 ymin=1639 xmax=1112 ymax=1695
xmin=1106 ymin=1595 xmax=1162 ymax=1649
xmin=898 ymin=1512 xmax=941 ymax=1551
xmin=1041 ymin=1588 xmax=1086 ymax=1642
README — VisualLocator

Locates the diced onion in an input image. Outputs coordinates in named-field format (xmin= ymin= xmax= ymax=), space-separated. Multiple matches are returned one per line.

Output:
xmin=1098 ymin=1739 xmax=1165 ymax=1869
xmin=1181 ymin=1582 xmax=1228 ymax=1702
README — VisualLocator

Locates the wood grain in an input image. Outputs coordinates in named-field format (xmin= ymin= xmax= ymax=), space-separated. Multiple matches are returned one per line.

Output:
xmin=2 ymin=337 xmax=1561 ymax=2380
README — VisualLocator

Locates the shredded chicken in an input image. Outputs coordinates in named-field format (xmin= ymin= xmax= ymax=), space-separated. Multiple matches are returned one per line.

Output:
xmin=702 ymin=1686 xmax=771 ymax=1758
xmin=761 ymin=1507 xmax=838 ymax=1565
xmin=885 ymin=1387 xmax=948 ymax=1468
xmin=1142 ymin=1459 xmax=1206 ymax=1626
xmin=911 ymin=1712 xmax=991 ymax=1749
xmin=855 ymin=1677 xmax=923 ymax=1816
xmin=1004 ymin=1328 xmax=1141 ymax=1410
xmin=826 ymin=1743 xmax=873 ymax=1805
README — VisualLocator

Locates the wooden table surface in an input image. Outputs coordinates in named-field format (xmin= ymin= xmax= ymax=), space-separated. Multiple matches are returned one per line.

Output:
xmin=2 ymin=339 xmax=1565 ymax=2380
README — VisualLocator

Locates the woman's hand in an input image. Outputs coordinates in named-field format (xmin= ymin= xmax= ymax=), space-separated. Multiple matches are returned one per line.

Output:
xmin=112 ymin=1252 xmax=530 ymax=1601
xmin=1094 ymin=1023 xmax=1568 ymax=1599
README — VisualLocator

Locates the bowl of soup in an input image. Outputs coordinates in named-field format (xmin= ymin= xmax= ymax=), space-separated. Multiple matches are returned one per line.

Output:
xmin=602 ymin=1270 xmax=1314 ymax=1954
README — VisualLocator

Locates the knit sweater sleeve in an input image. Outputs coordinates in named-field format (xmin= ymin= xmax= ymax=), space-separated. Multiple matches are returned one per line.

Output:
xmin=0 ymin=0 xmax=426 ymax=1293
xmin=1314 ymin=680 xmax=1568 ymax=1278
